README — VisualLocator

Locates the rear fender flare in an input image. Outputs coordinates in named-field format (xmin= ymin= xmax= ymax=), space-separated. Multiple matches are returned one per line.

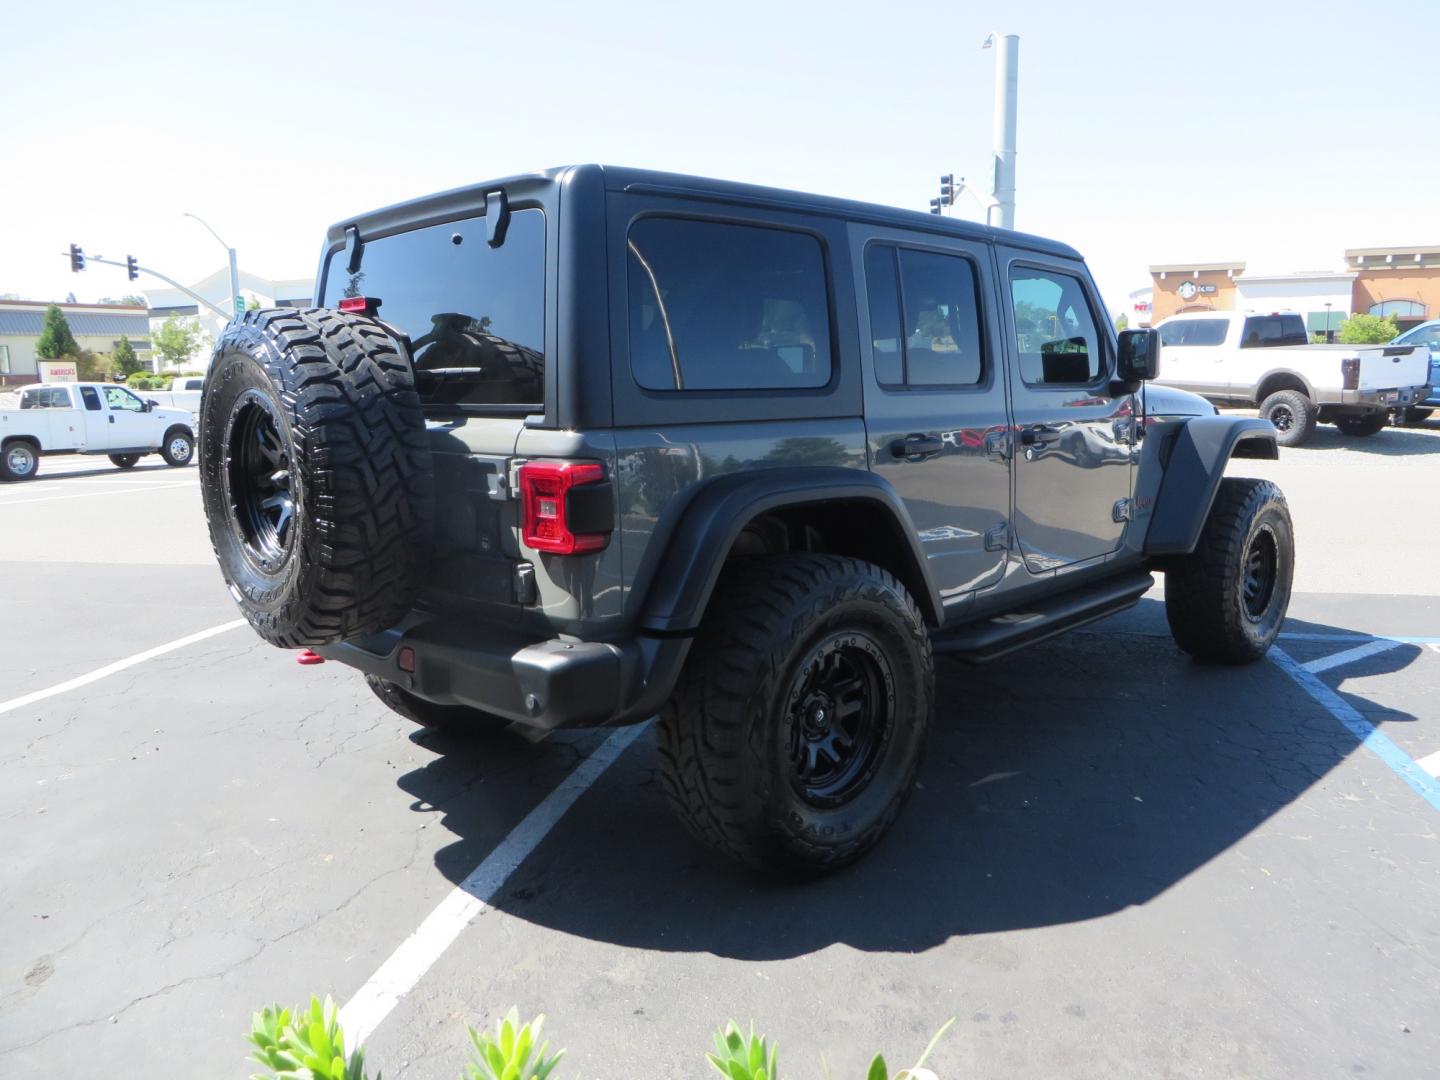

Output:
xmin=636 ymin=468 xmax=943 ymax=634
xmin=1144 ymin=416 xmax=1278 ymax=556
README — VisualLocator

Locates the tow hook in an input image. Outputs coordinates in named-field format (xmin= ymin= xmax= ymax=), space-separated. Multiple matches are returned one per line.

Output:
xmin=296 ymin=649 xmax=325 ymax=665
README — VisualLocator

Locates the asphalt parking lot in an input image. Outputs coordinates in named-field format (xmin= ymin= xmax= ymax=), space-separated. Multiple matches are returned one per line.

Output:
xmin=3 ymin=423 xmax=1439 ymax=1079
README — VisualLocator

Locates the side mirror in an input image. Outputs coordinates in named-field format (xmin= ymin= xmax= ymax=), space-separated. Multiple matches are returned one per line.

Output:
xmin=1117 ymin=329 xmax=1161 ymax=383
xmin=144 ymin=399 xmax=158 ymax=412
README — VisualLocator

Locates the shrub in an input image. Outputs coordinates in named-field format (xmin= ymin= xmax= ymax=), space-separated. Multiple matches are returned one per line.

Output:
xmin=1338 ymin=312 xmax=1400 ymax=344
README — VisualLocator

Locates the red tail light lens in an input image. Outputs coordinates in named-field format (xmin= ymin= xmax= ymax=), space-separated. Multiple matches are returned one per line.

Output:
xmin=519 ymin=461 xmax=610 ymax=554
xmin=1340 ymin=357 xmax=1360 ymax=390
xmin=338 ymin=296 xmax=381 ymax=314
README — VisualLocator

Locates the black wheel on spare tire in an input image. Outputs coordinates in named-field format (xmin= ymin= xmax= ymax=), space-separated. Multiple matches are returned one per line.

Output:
xmin=657 ymin=554 xmax=933 ymax=875
xmin=1165 ymin=478 xmax=1294 ymax=664
xmin=364 ymin=675 xmax=510 ymax=735
xmin=1258 ymin=389 xmax=1316 ymax=447
xmin=2 ymin=440 xmax=40 ymax=481
xmin=1402 ymin=407 xmax=1433 ymax=425
xmin=199 ymin=307 xmax=434 ymax=648
xmin=160 ymin=427 xmax=194 ymax=466
xmin=110 ymin=453 xmax=141 ymax=469
xmin=1334 ymin=412 xmax=1387 ymax=437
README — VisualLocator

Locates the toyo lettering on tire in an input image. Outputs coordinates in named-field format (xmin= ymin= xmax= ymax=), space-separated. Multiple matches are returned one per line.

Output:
xmin=199 ymin=308 xmax=434 ymax=648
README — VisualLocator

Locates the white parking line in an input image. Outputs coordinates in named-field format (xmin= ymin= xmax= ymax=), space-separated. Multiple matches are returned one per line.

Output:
xmin=1300 ymin=638 xmax=1405 ymax=674
xmin=0 ymin=619 xmax=246 ymax=717
xmin=1417 ymin=750 xmax=1440 ymax=779
xmin=338 ymin=722 xmax=648 ymax=1046
xmin=0 ymin=481 xmax=198 ymax=506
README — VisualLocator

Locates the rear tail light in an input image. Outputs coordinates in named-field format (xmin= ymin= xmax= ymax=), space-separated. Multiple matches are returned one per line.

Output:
xmin=519 ymin=461 xmax=612 ymax=554
xmin=338 ymin=295 xmax=381 ymax=315
xmin=1340 ymin=357 xmax=1360 ymax=390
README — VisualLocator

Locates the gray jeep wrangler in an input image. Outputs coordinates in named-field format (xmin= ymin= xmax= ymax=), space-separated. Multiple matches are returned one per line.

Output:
xmin=199 ymin=165 xmax=1293 ymax=873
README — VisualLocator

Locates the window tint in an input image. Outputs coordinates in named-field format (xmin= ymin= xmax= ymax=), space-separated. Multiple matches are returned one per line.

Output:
xmin=865 ymin=245 xmax=984 ymax=387
xmin=627 ymin=217 xmax=831 ymax=391
xmin=105 ymin=386 xmax=144 ymax=412
xmin=80 ymin=386 xmax=101 ymax=411
xmin=320 ymin=208 xmax=546 ymax=408
xmin=864 ymin=247 xmax=904 ymax=385
xmin=1159 ymin=318 xmax=1228 ymax=347
xmin=1240 ymin=315 xmax=1308 ymax=348
xmin=1010 ymin=268 xmax=1102 ymax=384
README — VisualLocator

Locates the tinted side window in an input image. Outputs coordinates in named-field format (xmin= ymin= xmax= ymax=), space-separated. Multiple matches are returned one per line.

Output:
xmin=864 ymin=246 xmax=904 ymax=385
xmin=627 ymin=217 xmax=832 ymax=391
xmin=1160 ymin=319 xmax=1228 ymax=346
xmin=320 ymin=209 xmax=546 ymax=408
xmin=1242 ymin=315 xmax=1308 ymax=348
xmin=1010 ymin=268 xmax=1102 ymax=385
xmin=80 ymin=386 xmax=102 ymax=411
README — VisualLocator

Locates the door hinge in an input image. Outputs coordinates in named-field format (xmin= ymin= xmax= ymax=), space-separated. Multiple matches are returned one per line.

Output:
xmin=984 ymin=521 xmax=1010 ymax=552
xmin=1112 ymin=497 xmax=1134 ymax=523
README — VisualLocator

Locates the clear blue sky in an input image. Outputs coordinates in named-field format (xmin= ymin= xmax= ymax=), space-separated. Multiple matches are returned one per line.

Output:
xmin=4 ymin=0 xmax=1437 ymax=315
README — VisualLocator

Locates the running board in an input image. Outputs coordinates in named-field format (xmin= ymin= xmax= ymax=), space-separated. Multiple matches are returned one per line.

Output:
xmin=933 ymin=569 xmax=1154 ymax=663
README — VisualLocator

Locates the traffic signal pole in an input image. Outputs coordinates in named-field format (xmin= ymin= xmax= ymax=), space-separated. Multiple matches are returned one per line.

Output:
xmin=73 ymin=253 xmax=233 ymax=322
xmin=984 ymin=32 xmax=1019 ymax=230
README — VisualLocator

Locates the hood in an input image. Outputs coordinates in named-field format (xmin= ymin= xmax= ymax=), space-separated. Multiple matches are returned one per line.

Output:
xmin=1141 ymin=383 xmax=1214 ymax=418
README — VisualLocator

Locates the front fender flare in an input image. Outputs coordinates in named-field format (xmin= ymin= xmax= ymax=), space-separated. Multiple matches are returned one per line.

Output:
xmin=1144 ymin=416 xmax=1278 ymax=556
xmin=637 ymin=468 xmax=943 ymax=634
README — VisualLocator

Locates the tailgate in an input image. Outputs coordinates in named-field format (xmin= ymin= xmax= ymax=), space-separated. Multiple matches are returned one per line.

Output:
xmin=1356 ymin=346 xmax=1430 ymax=391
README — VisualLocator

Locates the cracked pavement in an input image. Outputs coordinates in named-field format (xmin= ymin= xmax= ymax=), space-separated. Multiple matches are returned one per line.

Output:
xmin=1 ymin=439 xmax=1439 ymax=1077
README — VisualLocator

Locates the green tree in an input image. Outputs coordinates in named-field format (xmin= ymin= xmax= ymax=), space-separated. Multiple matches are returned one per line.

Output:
xmin=1114 ymin=312 xmax=1129 ymax=331
xmin=35 ymin=304 xmax=80 ymax=359
xmin=151 ymin=314 xmax=203 ymax=369
xmin=1337 ymin=312 xmax=1400 ymax=344
xmin=246 ymin=295 xmax=263 ymax=311
xmin=98 ymin=295 xmax=146 ymax=307
xmin=112 ymin=334 xmax=144 ymax=377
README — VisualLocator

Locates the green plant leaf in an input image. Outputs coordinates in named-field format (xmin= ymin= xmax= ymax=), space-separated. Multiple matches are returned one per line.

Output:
xmin=909 ymin=1017 xmax=955 ymax=1073
xmin=867 ymin=1052 xmax=889 ymax=1080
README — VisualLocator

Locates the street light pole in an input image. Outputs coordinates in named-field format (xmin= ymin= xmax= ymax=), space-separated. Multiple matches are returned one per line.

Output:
xmin=982 ymin=32 xmax=1019 ymax=231
xmin=184 ymin=212 xmax=242 ymax=321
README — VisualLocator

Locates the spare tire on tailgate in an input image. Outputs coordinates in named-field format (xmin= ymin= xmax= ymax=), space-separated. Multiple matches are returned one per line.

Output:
xmin=199 ymin=308 xmax=434 ymax=647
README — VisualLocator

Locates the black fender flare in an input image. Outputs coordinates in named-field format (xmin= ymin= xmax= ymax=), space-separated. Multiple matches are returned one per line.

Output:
xmin=636 ymin=468 xmax=943 ymax=635
xmin=1144 ymin=416 xmax=1278 ymax=556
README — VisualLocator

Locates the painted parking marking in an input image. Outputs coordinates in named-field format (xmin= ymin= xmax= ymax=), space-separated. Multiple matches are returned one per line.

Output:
xmin=1269 ymin=645 xmax=1440 ymax=814
xmin=0 ymin=619 xmax=246 ymax=717
xmin=1300 ymin=638 xmax=1406 ymax=674
xmin=1417 ymin=751 xmax=1440 ymax=779
xmin=338 ymin=722 xmax=648 ymax=1047
xmin=1279 ymin=632 xmax=1440 ymax=645
xmin=0 ymin=480 xmax=198 ymax=507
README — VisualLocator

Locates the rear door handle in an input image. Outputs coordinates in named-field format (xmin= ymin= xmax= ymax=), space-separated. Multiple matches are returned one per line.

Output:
xmin=1020 ymin=425 xmax=1062 ymax=446
xmin=109 ymin=415 xmax=115 ymax=424
xmin=890 ymin=433 xmax=945 ymax=459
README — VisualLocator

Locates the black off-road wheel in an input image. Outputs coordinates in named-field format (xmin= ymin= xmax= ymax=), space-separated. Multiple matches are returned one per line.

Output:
xmin=160 ymin=427 xmax=195 ymax=466
xmin=1 ymin=440 xmax=39 ymax=482
xmin=1258 ymin=390 xmax=1316 ymax=447
xmin=109 ymin=453 xmax=141 ymax=469
xmin=199 ymin=308 xmax=434 ymax=648
xmin=1334 ymin=412 xmax=1387 ymax=437
xmin=364 ymin=675 xmax=510 ymax=736
xmin=1165 ymin=478 xmax=1294 ymax=664
xmin=657 ymin=554 xmax=933 ymax=875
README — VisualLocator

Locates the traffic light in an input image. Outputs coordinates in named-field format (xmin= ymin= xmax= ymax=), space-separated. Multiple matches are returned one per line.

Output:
xmin=69 ymin=244 xmax=86 ymax=272
xmin=940 ymin=174 xmax=956 ymax=206
xmin=126 ymin=255 xmax=139 ymax=281
xmin=929 ymin=197 xmax=943 ymax=215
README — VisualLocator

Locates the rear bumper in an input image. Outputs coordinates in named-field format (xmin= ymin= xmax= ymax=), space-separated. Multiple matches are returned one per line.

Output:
xmin=316 ymin=619 xmax=691 ymax=731
xmin=1337 ymin=385 xmax=1430 ymax=408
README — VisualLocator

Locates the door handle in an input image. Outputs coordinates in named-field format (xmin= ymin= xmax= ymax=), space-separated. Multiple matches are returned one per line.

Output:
xmin=1020 ymin=425 xmax=1062 ymax=446
xmin=890 ymin=433 xmax=945 ymax=459
xmin=109 ymin=415 xmax=115 ymax=424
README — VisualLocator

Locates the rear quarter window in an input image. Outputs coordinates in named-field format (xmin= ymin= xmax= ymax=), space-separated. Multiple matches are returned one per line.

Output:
xmin=1241 ymin=315 xmax=1308 ymax=348
xmin=320 ymin=208 xmax=546 ymax=409
xmin=626 ymin=217 xmax=832 ymax=392
xmin=1159 ymin=319 xmax=1228 ymax=347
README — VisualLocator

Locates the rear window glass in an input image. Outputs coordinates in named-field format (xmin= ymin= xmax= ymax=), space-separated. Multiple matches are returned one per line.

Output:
xmin=321 ymin=208 xmax=546 ymax=408
xmin=1159 ymin=319 xmax=1228 ymax=347
xmin=1241 ymin=315 xmax=1307 ymax=348
xmin=627 ymin=217 xmax=832 ymax=391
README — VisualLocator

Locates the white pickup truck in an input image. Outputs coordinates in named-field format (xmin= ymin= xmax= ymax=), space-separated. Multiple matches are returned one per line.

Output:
xmin=143 ymin=375 xmax=206 ymax=417
xmin=1154 ymin=310 xmax=1432 ymax=445
xmin=0 ymin=382 xmax=196 ymax=481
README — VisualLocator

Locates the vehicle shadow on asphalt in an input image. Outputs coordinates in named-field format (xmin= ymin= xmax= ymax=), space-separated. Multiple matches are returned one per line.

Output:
xmin=395 ymin=600 xmax=1423 ymax=959
xmin=1299 ymin=424 xmax=1440 ymax=456
xmin=15 ymin=461 xmax=183 ymax=482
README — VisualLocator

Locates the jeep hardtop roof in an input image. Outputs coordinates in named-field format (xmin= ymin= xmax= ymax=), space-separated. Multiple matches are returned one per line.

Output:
xmin=321 ymin=163 xmax=1084 ymax=262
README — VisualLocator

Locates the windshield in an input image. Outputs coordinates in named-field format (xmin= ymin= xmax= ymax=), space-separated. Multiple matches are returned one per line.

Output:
xmin=321 ymin=208 xmax=546 ymax=410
